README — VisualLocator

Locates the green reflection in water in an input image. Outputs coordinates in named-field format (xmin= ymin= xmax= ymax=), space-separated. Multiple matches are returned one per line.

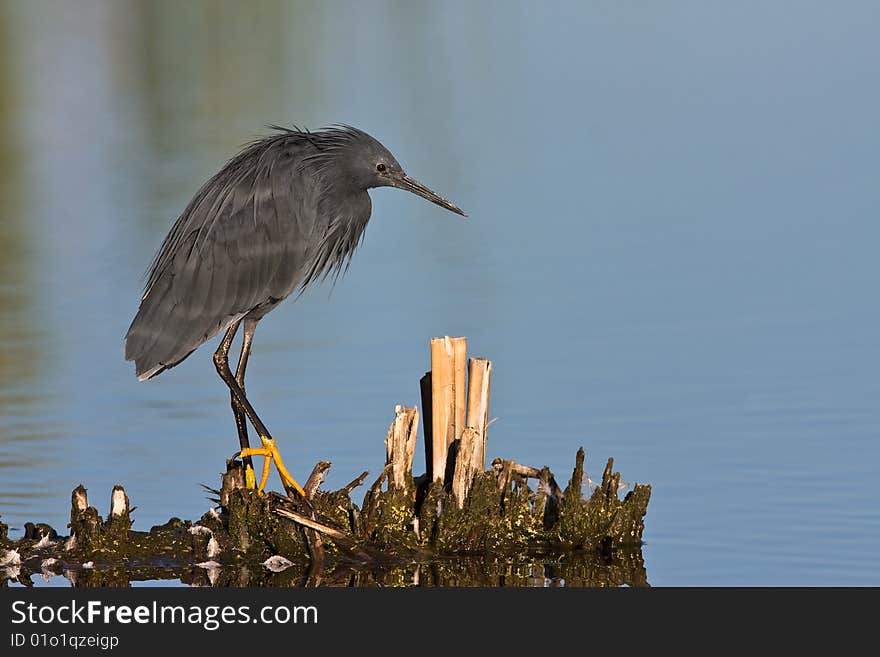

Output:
xmin=0 ymin=2 xmax=59 ymax=515
xmin=0 ymin=4 xmax=44 ymax=435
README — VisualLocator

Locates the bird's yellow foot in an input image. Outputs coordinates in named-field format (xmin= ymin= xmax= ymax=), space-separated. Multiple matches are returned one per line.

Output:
xmin=244 ymin=464 xmax=257 ymax=489
xmin=237 ymin=436 xmax=305 ymax=497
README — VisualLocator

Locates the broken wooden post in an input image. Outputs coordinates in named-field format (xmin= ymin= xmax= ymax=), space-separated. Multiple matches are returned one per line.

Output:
xmin=72 ymin=485 xmax=89 ymax=516
xmin=446 ymin=354 xmax=494 ymax=507
xmin=466 ymin=357 xmax=492 ymax=473
xmin=68 ymin=484 xmax=101 ymax=553
xmin=220 ymin=460 xmax=247 ymax=508
xmin=429 ymin=336 xmax=456 ymax=482
xmin=423 ymin=339 xmax=489 ymax=496
xmin=385 ymin=405 xmax=419 ymax=490
xmin=452 ymin=337 xmax=467 ymax=446
xmin=105 ymin=485 xmax=132 ymax=540
xmin=451 ymin=427 xmax=481 ymax=507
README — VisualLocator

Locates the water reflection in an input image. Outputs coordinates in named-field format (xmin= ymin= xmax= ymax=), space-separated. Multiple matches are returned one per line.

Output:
xmin=4 ymin=551 xmax=648 ymax=588
xmin=0 ymin=4 xmax=59 ymax=515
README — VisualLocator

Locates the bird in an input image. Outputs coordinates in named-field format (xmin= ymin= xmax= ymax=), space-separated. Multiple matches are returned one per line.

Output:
xmin=124 ymin=124 xmax=464 ymax=496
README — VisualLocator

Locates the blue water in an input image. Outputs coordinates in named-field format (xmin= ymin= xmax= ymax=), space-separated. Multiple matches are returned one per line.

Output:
xmin=1 ymin=1 xmax=878 ymax=585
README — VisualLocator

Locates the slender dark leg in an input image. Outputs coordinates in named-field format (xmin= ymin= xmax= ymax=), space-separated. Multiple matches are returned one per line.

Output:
xmin=230 ymin=318 xmax=258 ymax=472
xmin=214 ymin=320 xmax=272 ymax=439
xmin=213 ymin=320 xmax=304 ymax=497
xmin=216 ymin=321 xmax=251 ymax=471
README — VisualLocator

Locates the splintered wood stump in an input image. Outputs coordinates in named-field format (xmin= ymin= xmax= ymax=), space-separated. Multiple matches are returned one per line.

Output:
xmin=451 ymin=427 xmax=481 ymax=507
xmin=451 ymin=354 xmax=492 ymax=507
xmin=385 ymin=405 xmax=419 ymax=490
xmin=466 ymin=357 xmax=492 ymax=474
xmin=422 ymin=338 xmax=493 ymax=504
xmin=427 ymin=336 xmax=466 ymax=483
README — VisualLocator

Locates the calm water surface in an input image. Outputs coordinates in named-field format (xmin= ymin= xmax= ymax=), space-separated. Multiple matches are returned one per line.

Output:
xmin=1 ymin=1 xmax=878 ymax=585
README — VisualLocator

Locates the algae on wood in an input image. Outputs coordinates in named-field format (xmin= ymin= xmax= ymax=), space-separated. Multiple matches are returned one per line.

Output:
xmin=0 ymin=338 xmax=651 ymax=588
xmin=1 ymin=441 xmax=650 ymax=587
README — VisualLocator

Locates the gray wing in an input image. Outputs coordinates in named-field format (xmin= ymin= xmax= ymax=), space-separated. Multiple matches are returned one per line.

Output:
xmin=125 ymin=136 xmax=319 ymax=380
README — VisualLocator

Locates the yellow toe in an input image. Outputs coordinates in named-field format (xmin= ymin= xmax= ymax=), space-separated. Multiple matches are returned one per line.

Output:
xmin=244 ymin=464 xmax=257 ymax=490
xmin=238 ymin=436 xmax=304 ymax=497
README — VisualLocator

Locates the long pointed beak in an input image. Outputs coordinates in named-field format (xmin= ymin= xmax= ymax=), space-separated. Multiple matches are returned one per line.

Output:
xmin=394 ymin=174 xmax=466 ymax=217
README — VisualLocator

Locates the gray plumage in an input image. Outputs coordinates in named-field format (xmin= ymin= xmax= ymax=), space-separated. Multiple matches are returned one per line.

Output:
xmin=125 ymin=124 xmax=463 ymax=381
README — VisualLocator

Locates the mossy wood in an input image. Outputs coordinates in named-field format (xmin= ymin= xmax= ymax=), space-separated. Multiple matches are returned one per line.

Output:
xmin=1 ymin=337 xmax=651 ymax=587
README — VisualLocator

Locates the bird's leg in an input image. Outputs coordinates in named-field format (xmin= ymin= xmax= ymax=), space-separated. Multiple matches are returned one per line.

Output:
xmin=216 ymin=322 xmax=256 ymax=488
xmin=231 ymin=319 xmax=258 ymax=487
xmin=213 ymin=326 xmax=305 ymax=498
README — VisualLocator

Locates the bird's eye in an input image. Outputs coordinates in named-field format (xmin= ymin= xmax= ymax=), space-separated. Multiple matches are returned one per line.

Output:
xmin=376 ymin=163 xmax=387 ymax=173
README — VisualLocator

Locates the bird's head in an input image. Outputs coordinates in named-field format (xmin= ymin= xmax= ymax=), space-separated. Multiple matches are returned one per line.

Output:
xmin=317 ymin=125 xmax=466 ymax=217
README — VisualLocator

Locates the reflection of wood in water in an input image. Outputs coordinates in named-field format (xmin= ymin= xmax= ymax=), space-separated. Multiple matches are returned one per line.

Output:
xmin=31 ymin=550 xmax=649 ymax=588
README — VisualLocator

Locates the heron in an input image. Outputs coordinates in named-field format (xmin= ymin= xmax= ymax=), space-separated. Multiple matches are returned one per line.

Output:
xmin=124 ymin=125 xmax=464 ymax=496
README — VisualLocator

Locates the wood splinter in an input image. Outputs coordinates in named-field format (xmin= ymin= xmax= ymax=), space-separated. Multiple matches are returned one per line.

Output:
xmin=275 ymin=508 xmax=373 ymax=563
xmin=492 ymin=457 xmax=563 ymax=499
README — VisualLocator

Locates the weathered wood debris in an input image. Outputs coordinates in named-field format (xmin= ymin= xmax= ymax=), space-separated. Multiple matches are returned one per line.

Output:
xmin=1 ymin=337 xmax=651 ymax=587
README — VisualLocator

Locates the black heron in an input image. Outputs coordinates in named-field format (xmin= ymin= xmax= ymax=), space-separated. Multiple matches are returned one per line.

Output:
xmin=124 ymin=125 xmax=464 ymax=495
